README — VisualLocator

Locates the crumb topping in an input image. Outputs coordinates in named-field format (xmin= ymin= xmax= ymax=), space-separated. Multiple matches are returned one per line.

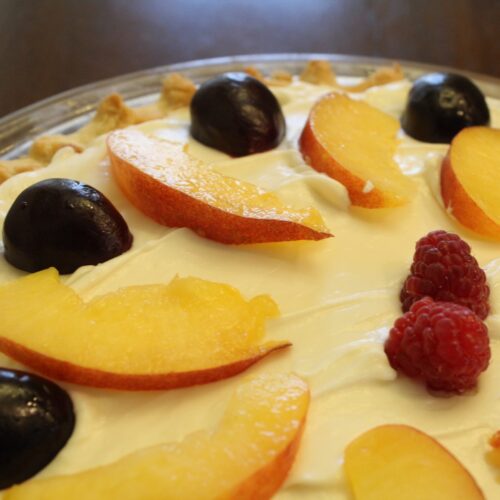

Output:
xmin=300 ymin=60 xmax=404 ymax=92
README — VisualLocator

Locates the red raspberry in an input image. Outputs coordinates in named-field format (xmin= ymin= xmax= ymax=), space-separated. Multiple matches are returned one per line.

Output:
xmin=400 ymin=230 xmax=490 ymax=319
xmin=385 ymin=297 xmax=490 ymax=393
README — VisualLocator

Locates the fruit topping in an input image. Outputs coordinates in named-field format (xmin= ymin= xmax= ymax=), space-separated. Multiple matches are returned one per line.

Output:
xmin=108 ymin=129 xmax=331 ymax=244
xmin=401 ymin=72 xmax=490 ymax=143
xmin=441 ymin=126 xmax=500 ymax=240
xmin=190 ymin=72 xmax=286 ymax=156
xmin=344 ymin=424 xmax=485 ymax=500
xmin=486 ymin=431 xmax=500 ymax=470
xmin=0 ymin=268 xmax=289 ymax=390
xmin=0 ymin=367 xmax=75 ymax=490
xmin=299 ymin=92 xmax=414 ymax=208
xmin=3 ymin=178 xmax=133 ymax=274
xmin=385 ymin=297 xmax=490 ymax=393
xmin=400 ymin=230 xmax=490 ymax=319
xmin=3 ymin=373 xmax=309 ymax=500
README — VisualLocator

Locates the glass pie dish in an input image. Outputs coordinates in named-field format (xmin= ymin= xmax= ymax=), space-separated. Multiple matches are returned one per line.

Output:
xmin=1 ymin=54 xmax=500 ymax=499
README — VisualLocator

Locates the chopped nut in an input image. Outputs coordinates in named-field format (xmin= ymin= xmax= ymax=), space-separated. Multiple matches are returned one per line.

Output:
xmin=244 ymin=66 xmax=292 ymax=87
xmin=0 ymin=157 xmax=43 ymax=183
xmin=343 ymin=63 xmax=404 ymax=92
xmin=30 ymin=135 xmax=83 ymax=164
xmin=300 ymin=60 xmax=404 ymax=92
xmin=160 ymin=73 xmax=196 ymax=110
xmin=244 ymin=66 xmax=265 ymax=82
xmin=300 ymin=60 xmax=337 ymax=85
xmin=77 ymin=93 xmax=138 ymax=143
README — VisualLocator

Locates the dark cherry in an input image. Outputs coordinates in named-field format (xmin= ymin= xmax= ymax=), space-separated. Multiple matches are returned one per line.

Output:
xmin=401 ymin=72 xmax=490 ymax=143
xmin=3 ymin=178 xmax=133 ymax=274
xmin=190 ymin=72 xmax=286 ymax=156
xmin=0 ymin=367 xmax=75 ymax=489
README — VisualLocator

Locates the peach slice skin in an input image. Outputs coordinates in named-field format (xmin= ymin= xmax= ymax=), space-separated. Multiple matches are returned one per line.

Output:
xmin=299 ymin=93 xmax=413 ymax=208
xmin=344 ymin=424 xmax=485 ymax=500
xmin=441 ymin=152 xmax=500 ymax=240
xmin=300 ymin=120 xmax=388 ymax=208
xmin=107 ymin=129 xmax=331 ymax=244
xmin=4 ymin=374 xmax=310 ymax=500
xmin=0 ymin=269 xmax=290 ymax=390
xmin=0 ymin=337 xmax=289 ymax=391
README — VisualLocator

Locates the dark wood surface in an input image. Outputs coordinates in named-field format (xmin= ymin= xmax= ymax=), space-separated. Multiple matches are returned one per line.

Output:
xmin=1 ymin=0 xmax=499 ymax=118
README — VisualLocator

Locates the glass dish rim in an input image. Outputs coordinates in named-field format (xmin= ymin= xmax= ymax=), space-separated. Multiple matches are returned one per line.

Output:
xmin=2 ymin=52 xmax=500 ymax=159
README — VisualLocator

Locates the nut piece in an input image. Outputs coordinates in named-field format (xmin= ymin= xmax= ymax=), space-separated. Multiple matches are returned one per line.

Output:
xmin=0 ymin=158 xmax=43 ymax=183
xmin=345 ymin=63 xmax=404 ymax=92
xmin=244 ymin=66 xmax=293 ymax=87
xmin=160 ymin=73 xmax=197 ymax=110
xmin=30 ymin=135 xmax=83 ymax=164
xmin=300 ymin=60 xmax=403 ymax=91
xmin=300 ymin=60 xmax=337 ymax=85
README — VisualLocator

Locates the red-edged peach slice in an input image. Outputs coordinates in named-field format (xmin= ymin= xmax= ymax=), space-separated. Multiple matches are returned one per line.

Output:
xmin=107 ymin=129 xmax=331 ymax=243
xmin=344 ymin=424 xmax=485 ymax=500
xmin=4 ymin=373 xmax=309 ymax=500
xmin=441 ymin=126 xmax=500 ymax=240
xmin=299 ymin=93 xmax=414 ymax=208
xmin=0 ymin=268 xmax=289 ymax=390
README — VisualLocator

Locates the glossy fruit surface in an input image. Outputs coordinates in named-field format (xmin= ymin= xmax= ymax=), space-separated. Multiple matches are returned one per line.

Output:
xmin=4 ymin=374 xmax=309 ymax=500
xmin=190 ymin=72 xmax=286 ymax=156
xmin=0 ymin=367 xmax=75 ymax=489
xmin=401 ymin=72 xmax=490 ymax=143
xmin=3 ymin=178 xmax=133 ymax=274
xmin=108 ymin=129 xmax=330 ymax=244
xmin=299 ymin=92 xmax=414 ymax=208
xmin=0 ymin=269 xmax=289 ymax=390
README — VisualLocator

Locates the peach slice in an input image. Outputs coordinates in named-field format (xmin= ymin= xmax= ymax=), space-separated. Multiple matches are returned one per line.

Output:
xmin=107 ymin=129 xmax=331 ymax=243
xmin=4 ymin=373 xmax=309 ymax=500
xmin=0 ymin=268 xmax=289 ymax=390
xmin=299 ymin=93 xmax=414 ymax=208
xmin=344 ymin=424 xmax=484 ymax=500
xmin=441 ymin=126 xmax=500 ymax=239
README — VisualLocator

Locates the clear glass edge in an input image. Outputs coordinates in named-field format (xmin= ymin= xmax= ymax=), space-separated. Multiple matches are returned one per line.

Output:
xmin=2 ymin=53 xmax=500 ymax=159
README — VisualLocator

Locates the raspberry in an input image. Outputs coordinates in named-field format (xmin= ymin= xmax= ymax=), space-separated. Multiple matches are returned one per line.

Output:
xmin=400 ymin=230 xmax=490 ymax=319
xmin=385 ymin=297 xmax=490 ymax=393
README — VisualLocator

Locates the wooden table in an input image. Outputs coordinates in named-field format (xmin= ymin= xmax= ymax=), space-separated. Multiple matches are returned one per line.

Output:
xmin=1 ymin=0 xmax=499 ymax=117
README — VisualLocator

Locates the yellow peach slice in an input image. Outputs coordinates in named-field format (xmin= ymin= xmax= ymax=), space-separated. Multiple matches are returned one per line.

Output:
xmin=441 ymin=126 xmax=500 ymax=240
xmin=344 ymin=424 xmax=484 ymax=500
xmin=0 ymin=268 xmax=289 ymax=390
xmin=299 ymin=92 xmax=414 ymax=208
xmin=4 ymin=373 xmax=309 ymax=500
xmin=107 ymin=129 xmax=331 ymax=243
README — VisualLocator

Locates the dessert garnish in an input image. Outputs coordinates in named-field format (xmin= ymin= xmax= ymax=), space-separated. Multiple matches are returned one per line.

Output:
xmin=0 ymin=367 xmax=75 ymax=490
xmin=401 ymin=72 xmax=490 ymax=143
xmin=400 ymin=230 xmax=490 ymax=318
xmin=299 ymin=60 xmax=404 ymax=92
xmin=190 ymin=72 xmax=286 ymax=156
xmin=486 ymin=431 xmax=500 ymax=471
xmin=3 ymin=178 xmax=133 ymax=274
xmin=107 ymin=129 xmax=331 ymax=244
xmin=299 ymin=92 xmax=414 ymax=207
xmin=0 ymin=73 xmax=196 ymax=181
xmin=0 ymin=269 xmax=289 ymax=390
xmin=385 ymin=297 xmax=490 ymax=393
xmin=243 ymin=66 xmax=293 ymax=86
xmin=441 ymin=126 xmax=500 ymax=240
xmin=344 ymin=424 xmax=485 ymax=499
xmin=3 ymin=374 xmax=309 ymax=500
